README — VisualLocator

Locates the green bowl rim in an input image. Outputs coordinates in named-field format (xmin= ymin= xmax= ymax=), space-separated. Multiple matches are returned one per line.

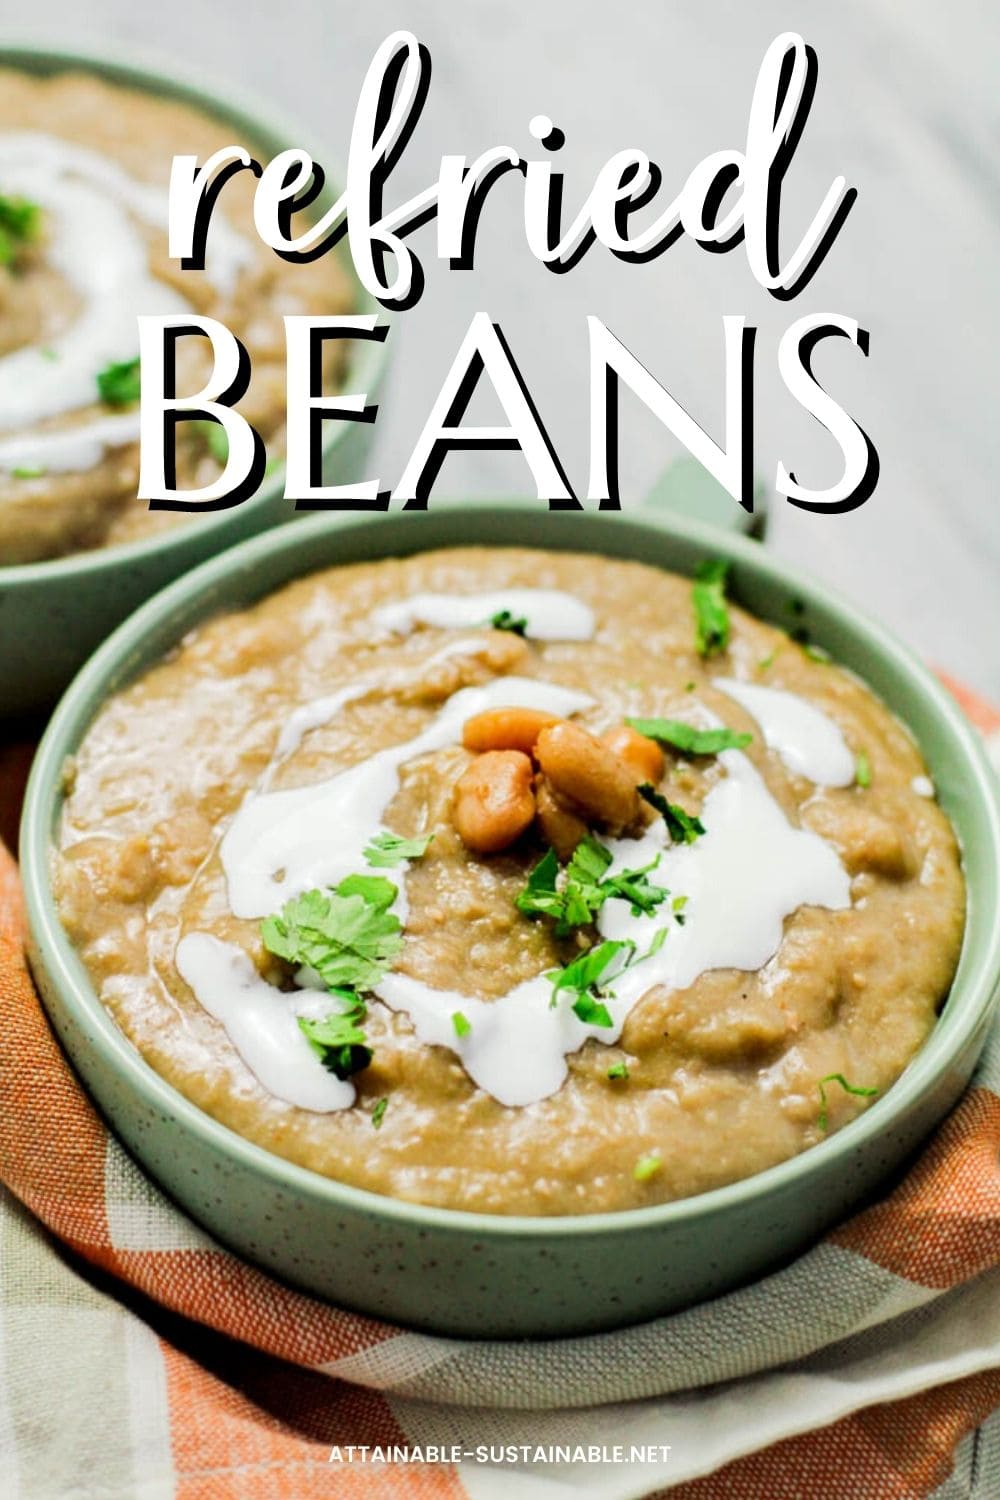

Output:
xmin=0 ymin=35 xmax=388 ymax=585
xmin=20 ymin=503 xmax=1000 ymax=1243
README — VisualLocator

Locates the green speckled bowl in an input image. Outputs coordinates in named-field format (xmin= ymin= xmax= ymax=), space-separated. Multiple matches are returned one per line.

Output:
xmin=20 ymin=504 xmax=1000 ymax=1337
xmin=0 ymin=41 xmax=387 ymax=716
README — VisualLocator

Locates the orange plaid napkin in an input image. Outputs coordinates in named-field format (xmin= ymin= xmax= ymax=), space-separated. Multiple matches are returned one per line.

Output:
xmin=0 ymin=681 xmax=997 ymax=1499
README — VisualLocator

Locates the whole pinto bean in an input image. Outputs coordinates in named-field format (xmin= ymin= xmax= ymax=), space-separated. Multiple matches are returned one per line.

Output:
xmin=453 ymin=750 xmax=536 ymax=853
xmin=535 ymin=721 xmax=640 ymax=833
xmin=462 ymin=706 xmax=560 ymax=757
xmin=602 ymin=724 xmax=666 ymax=785
xmin=535 ymin=775 xmax=589 ymax=862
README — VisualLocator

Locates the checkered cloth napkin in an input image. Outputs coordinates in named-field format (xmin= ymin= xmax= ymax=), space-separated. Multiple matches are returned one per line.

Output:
xmin=0 ymin=677 xmax=997 ymax=1499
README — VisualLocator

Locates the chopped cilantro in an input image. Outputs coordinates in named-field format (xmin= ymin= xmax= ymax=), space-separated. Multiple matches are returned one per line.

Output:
xmin=0 ymin=194 xmax=41 ymax=267
xmin=516 ymin=840 xmax=607 ymax=933
xmin=567 ymin=834 xmax=614 ymax=888
xmin=364 ymin=830 xmax=434 ymax=867
xmin=96 ymin=357 xmax=141 ymax=406
xmin=514 ymin=846 xmax=565 ymax=923
xmin=572 ymin=992 xmax=614 ymax=1027
xmin=607 ymin=1060 xmax=630 ymax=1081
xmin=645 ymin=924 xmax=671 ymax=958
xmin=692 ymin=558 xmax=730 ymax=657
xmin=371 ymin=1097 xmax=388 ymax=1129
xmin=190 ymin=419 xmax=229 ymax=464
xmin=333 ymin=872 xmax=397 ymax=909
xmin=489 ymin=609 xmax=528 ymax=635
xmin=563 ymin=837 xmax=614 ymax=925
xmin=855 ymin=752 xmax=872 ymax=789
xmin=452 ymin=1010 xmax=471 ymax=1038
xmin=633 ymin=1151 xmax=663 ymax=1182
xmin=817 ymin=1073 xmax=879 ymax=1132
xmin=516 ymin=836 xmax=668 ymax=933
xmin=627 ymin=717 xmax=751 ymax=755
xmin=547 ymin=939 xmax=634 ymax=1022
xmin=261 ymin=875 xmax=402 ymax=992
xmin=638 ymin=783 xmax=705 ymax=844
xmin=298 ymin=998 xmax=372 ymax=1080
xmin=603 ymin=859 xmax=670 ymax=918
xmin=758 ymin=651 xmax=776 ymax=672
xmin=264 ymin=876 xmax=404 ymax=1081
xmin=685 ymin=681 xmax=696 ymax=692
xmin=12 ymin=465 xmax=44 ymax=479
xmin=803 ymin=643 xmax=832 ymax=664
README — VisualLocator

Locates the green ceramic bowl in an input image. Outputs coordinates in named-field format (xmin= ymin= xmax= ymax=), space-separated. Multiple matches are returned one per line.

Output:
xmin=20 ymin=505 xmax=1000 ymax=1338
xmin=0 ymin=41 xmax=387 ymax=717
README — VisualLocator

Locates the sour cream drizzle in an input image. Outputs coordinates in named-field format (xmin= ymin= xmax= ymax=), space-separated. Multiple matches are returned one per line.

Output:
xmin=220 ymin=676 xmax=595 ymax=921
xmin=0 ymin=132 xmax=252 ymax=475
xmin=712 ymin=678 xmax=855 ymax=787
xmin=179 ymin=658 xmax=853 ymax=1111
xmin=179 ymin=675 xmax=593 ymax=1110
xmin=174 ymin=934 xmax=354 ymax=1112
xmin=372 ymin=589 xmax=596 ymax=641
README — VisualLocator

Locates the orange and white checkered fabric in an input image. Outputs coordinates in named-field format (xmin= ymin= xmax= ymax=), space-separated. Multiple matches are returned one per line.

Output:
xmin=0 ymin=682 xmax=997 ymax=1498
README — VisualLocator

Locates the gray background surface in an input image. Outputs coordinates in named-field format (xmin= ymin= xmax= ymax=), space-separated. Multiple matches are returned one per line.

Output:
xmin=6 ymin=0 xmax=997 ymax=693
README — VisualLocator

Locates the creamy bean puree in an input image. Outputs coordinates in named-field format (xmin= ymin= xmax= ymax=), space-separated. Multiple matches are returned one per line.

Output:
xmin=0 ymin=70 xmax=353 ymax=562
xmin=54 ymin=549 xmax=965 ymax=1215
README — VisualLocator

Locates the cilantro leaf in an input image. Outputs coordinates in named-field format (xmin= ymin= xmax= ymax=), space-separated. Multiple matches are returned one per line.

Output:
xmin=855 ymin=752 xmax=871 ymax=789
xmin=261 ymin=875 xmax=402 ymax=992
xmin=334 ymin=873 xmax=397 ymax=912
xmin=452 ymin=1010 xmax=471 ymax=1038
xmin=638 ymin=783 xmax=705 ymax=844
xmin=563 ymin=835 xmax=613 ymax=917
xmin=364 ymin=830 xmax=435 ymax=867
xmin=548 ymin=938 xmax=634 ymax=1019
xmin=489 ymin=609 xmax=528 ymax=635
xmin=298 ymin=999 xmax=372 ymax=1080
xmin=692 ymin=558 xmax=731 ymax=657
xmin=190 ymin=418 xmax=229 ymax=464
xmin=566 ymin=834 xmax=612 ymax=885
xmin=516 ymin=836 xmax=669 ymax=934
xmin=817 ymin=1073 xmax=879 ymax=1132
xmin=645 ymin=925 xmax=671 ymax=958
xmin=626 ymin=717 xmax=751 ymax=755
xmin=515 ymin=840 xmax=613 ymax=934
xmin=602 ymin=860 xmax=670 ymax=917
xmin=371 ymin=1097 xmax=388 ymax=1128
xmin=633 ymin=1151 xmax=663 ymax=1182
xmin=607 ymin=1060 xmax=630 ymax=1080
xmin=96 ymin=357 xmax=141 ymax=406
xmin=0 ymin=194 xmax=41 ymax=267
xmin=571 ymin=992 xmax=614 ymax=1028
xmin=514 ymin=847 xmax=564 ymax=922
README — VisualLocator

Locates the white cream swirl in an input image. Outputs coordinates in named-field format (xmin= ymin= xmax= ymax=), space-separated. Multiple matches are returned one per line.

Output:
xmin=0 ymin=132 xmax=252 ymax=476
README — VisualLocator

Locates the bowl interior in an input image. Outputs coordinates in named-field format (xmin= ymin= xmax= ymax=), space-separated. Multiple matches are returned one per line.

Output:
xmin=0 ymin=40 xmax=386 ymax=584
xmin=19 ymin=503 xmax=1000 ymax=1238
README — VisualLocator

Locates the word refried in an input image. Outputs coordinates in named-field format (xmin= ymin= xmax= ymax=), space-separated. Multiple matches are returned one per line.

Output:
xmin=137 ymin=29 xmax=878 ymax=515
